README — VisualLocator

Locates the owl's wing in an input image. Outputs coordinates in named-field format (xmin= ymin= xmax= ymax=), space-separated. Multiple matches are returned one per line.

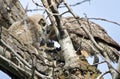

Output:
xmin=63 ymin=17 xmax=120 ymax=62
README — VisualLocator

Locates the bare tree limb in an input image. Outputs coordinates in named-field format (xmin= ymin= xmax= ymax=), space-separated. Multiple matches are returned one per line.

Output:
xmin=63 ymin=0 xmax=120 ymax=78
xmin=63 ymin=0 xmax=105 ymax=52
xmin=113 ymin=58 xmax=120 ymax=79
xmin=32 ymin=0 xmax=43 ymax=7
xmin=88 ymin=17 xmax=120 ymax=27
xmin=91 ymin=61 xmax=106 ymax=66
xmin=0 ymin=53 xmax=31 ymax=79
xmin=96 ymin=71 xmax=110 ymax=79
xmin=0 ymin=39 xmax=52 ymax=79
xmin=41 ymin=0 xmax=80 ymax=69
xmin=0 ymin=39 xmax=31 ymax=68
xmin=59 ymin=0 xmax=90 ymax=8
xmin=1 ymin=0 xmax=119 ymax=79
xmin=27 ymin=8 xmax=44 ymax=12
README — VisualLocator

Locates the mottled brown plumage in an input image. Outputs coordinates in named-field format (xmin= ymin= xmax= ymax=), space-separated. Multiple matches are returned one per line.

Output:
xmin=63 ymin=17 xmax=120 ymax=62
xmin=8 ymin=14 xmax=46 ymax=49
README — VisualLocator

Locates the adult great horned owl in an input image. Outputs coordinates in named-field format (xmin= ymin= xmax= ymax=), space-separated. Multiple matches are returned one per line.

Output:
xmin=63 ymin=17 xmax=120 ymax=62
xmin=8 ymin=14 xmax=46 ymax=50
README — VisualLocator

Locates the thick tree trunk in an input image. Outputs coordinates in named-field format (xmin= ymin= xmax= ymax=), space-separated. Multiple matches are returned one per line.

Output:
xmin=0 ymin=0 xmax=31 ymax=79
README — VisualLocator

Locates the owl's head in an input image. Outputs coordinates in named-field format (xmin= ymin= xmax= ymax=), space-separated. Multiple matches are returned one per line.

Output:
xmin=28 ymin=14 xmax=46 ymax=27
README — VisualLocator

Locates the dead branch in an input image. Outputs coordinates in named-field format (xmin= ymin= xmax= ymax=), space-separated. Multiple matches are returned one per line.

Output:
xmin=41 ymin=0 xmax=59 ymax=38
xmin=88 ymin=17 xmax=120 ymax=27
xmin=0 ymin=39 xmax=31 ymax=68
xmin=60 ymin=10 xmax=69 ymax=16
xmin=0 ymin=45 xmax=52 ymax=79
xmin=41 ymin=0 xmax=80 ymax=69
xmin=0 ymin=39 xmax=52 ymax=79
xmin=0 ymin=53 xmax=31 ymax=79
xmin=91 ymin=61 xmax=106 ymax=66
xmin=113 ymin=58 xmax=120 ymax=79
xmin=27 ymin=8 xmax=44 ymax=12
xmin=59 ymin=0 xmax=90 ymax=8
xmin=0 ymin=0 xmax=119 ymax=79
xmin=96 ymin=71 xmax=110 ymax=79
xmin=32 ymin=0 xmax=43 ymax=7
xmin=63 ymin=0 xmax=104 ymax=52
xmin=46 ymin=0 xmax=65 ymax=38
xmin=63 ymin=0 xmax=120 ymax=77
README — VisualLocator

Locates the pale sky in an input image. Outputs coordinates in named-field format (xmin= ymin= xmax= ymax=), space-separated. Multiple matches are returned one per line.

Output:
xmin=0 ymin=0 xmax=120 ymax=79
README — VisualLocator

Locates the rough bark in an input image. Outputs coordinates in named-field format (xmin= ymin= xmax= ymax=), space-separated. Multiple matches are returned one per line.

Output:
xmin=1 ymin=27 xmax=52 ymax=79
xmin=113 ymin=58 xmax=120 ymax=79
xmin=0 ymin=0 xmax=26 ymax=28
xmin=0 ymin=0 xmax=40 ymax=78
xmin=0 ymin=0 xmax=107 ymax=79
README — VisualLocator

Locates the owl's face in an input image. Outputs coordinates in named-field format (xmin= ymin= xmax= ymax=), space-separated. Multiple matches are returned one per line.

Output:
xmin=27 ymin=14 xmax=46 ymax=32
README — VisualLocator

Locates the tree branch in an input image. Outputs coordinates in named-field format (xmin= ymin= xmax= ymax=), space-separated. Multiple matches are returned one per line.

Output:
xmin=96 ymin=71 xmax=110 ymax=79
xmin=88 ymin=17 xmax=120 ymax=27
xmin=113 ymin=58 xmax=120 ymax=79
xmin=59 ymin=0 xmax=90 ymax=8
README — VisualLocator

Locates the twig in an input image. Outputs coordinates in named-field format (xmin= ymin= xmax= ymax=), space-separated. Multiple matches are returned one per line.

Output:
xmin=96 ymin=71 xmax=110 ymax=79
xmin=88 ymin=17 xmax=120 ymax=27
xmin=113 ymin=58 xmax=120 ymax=79
xmin=41 ymin=0 xmax=59 ymax=38
xmin=42 ymin=0 xmax=64 ymax=39
xmin=106 ymin=60 xmax=120 ymax=76
xmin=48 ymin=0 xmax=64 ymax=37
xmin=0 ymin=39 xmax=52 ymax=79
xmin=69 ymin=0 xmax=90 ymax=7
xmin=0 ymin=54 xmax=32 ymax=78
xmin=63 ymin=0 xmax=106 ymax=54
xmin=32 ymin=0 xmax=43 ymax=7
xmin=31 ymin=55 xmax=36 ymax=79
xmin=76 ymin=36 xmax=84 ymax=53
xmin=1 ymin=53 xmax=52 ymax=79
xmin=60 ymin=11 xmax=69 ymax=16
xmin=63 ymin=0 xmax=119 ymax=77
xmin=0 ymin=26 xmax=2 ymax=39
xmin=59 ymin=0 xmax=90 ymax=8
xmin=91 ymin=61 xmax=106 ymax=66
xmin=27 ymin=8 xmax=44 ymax=12
xmin=45 ymin=7 xmax=60 ymax=16
xmin=0 ymin=39 xmax=31 ymax=68
xmin=84 ymin=13 xmax=93 ymax=35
